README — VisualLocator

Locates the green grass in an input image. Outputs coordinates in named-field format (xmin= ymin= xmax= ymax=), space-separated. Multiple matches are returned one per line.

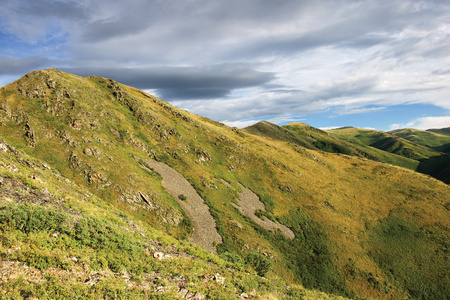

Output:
xmin=1 ymin=68 xmax=449 ymax=300
xmin=368 ymin=214 xmax=449 ymax=299
xmin=327 ymin=126 xmax=449 ymax=182
xmin=390 ymin=128 xmax=450 ymax=151
xmin=0 ymin=201 xmax=331 ymax=300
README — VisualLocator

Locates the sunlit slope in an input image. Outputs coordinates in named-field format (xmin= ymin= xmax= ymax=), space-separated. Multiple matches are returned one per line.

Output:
xmin=1 ymin=69 xmax=449 ymax=299
xmin=244 ymin=122 xmax=420 ymax=170
xmin=390 ymin=127 xmax=450 ymax=153
xmin=244 ymin=121 xmax=374 ymax=158
xmin=328 ymin=126 xmax=450 ymax=183
xmin=0 ymin=139 xmax=324 ymax=299
xmin=427 ymin=127 xmax=450 ymax=137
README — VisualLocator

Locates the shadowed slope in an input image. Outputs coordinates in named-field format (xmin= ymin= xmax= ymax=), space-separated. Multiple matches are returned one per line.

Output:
xmin=390 ymin=127 xmax=450 ymax=154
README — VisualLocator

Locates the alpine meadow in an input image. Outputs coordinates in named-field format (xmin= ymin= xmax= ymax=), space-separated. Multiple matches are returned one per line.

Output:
xmin=0 ymin=69 xmax=449 ymax=299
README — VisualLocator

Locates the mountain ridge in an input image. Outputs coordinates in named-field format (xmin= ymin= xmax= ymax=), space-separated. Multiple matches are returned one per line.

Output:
xmin=244 ymin=121 xmax=450 ymax=184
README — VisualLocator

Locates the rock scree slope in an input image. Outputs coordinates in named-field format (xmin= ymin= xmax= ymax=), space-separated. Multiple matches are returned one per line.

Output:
xmin=227 ymin=181 xmax=295 ymax=239
xmin=139 ymin=157 xmax=222 ymax=253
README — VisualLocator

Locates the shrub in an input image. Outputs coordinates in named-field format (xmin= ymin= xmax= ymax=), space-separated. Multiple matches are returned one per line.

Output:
xmin=245 ymin=251 xmax=272 ymax=277
xmin=220 ymin=251 xmax=244 ymax=265
xmin=0 ymin=203 xmax=67 ymax=234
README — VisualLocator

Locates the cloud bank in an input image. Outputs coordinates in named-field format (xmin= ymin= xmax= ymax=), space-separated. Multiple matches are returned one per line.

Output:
xmin=1 ymin=0 xmax=449 ymax=129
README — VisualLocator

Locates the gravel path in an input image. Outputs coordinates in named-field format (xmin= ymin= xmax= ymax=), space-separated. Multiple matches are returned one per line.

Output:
xmin=233 ymin=183 xmax=295 ymax=239
xmin=140 ymin=158 xmax=222 ymax=253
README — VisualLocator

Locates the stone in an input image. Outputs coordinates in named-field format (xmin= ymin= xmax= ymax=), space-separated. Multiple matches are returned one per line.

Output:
xmin=153 ymin=252 xmax=164 ymax=260
xmin=83 ymin=148 xmax=93 ymax=156
xmin=51 ymin=231 xmax=60 ymax=238
xmin=0 ymin=142 xmax=8 ymax=152
xmin=213 ymin=273 xmax=226 ymax=285
xmin=191 ymin=292 xmax=206 ymax=300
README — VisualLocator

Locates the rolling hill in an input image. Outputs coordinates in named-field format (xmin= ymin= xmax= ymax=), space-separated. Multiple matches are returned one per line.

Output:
xmin=244 ymin=122 xmax=422 ymax=174
xmin=326 ymin=127 xmax=450 ymax=184
xmin=390 ymin=127 xmax=450 ymax=154
xmin=0 ymin=69 xmax=449 ymax=299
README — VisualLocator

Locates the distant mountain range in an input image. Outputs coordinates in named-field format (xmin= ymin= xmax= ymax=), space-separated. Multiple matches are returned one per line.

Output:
xmin=0 ymin=69 xmax=448 ymax=299
xmin=243 ymin=121 xmax=450 ymax=184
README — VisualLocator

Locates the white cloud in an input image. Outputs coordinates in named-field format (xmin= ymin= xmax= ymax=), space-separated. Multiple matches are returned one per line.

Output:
xmin=1 ymin=0 xmax=450 ymax=130
xmin=318 ymin=126 xmax=341 ymax=131
xmin=336 ymin=107 xmax=386 ymax=115
xmin=222 ymin=119 xmax=259 ymax=128
xmin=390 ymin=116 xmax=450 ymax=130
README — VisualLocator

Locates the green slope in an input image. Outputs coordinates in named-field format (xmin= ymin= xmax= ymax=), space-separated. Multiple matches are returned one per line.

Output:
xmin=244 ymin=121 xmax=371 ymax=158
xmin=390 ymin=127 xmax=450 ymax=153
xmin=328 ymin=127 xmax=450 ymax=183
xmin=244 ymin=122 xmax=420 ymax=171
xmin=1 ymin=69 xmax=449 ymax=299
xmin=0 ymin=140 xmax=314 ymax=299
xmin=428 ymin=127 xmax=450 ymax=137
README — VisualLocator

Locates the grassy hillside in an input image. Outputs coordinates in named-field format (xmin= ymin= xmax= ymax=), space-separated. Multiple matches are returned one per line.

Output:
xmin=390 ymin=128 xmax=450 ymax=153
xmin=1 ymin=69 xmax=449 ymax=299
xmin=328 ymin=127 xmax=450 ymax=183
xmin=244 ymin=122 xmax=421 ymax=171
xmin=0 ymin=140 xmax=323 ymax=299
xmin=428 ymin=127 xmax=450 ymax=137
xmin=244 ymin=122 xmax=374 ymax=159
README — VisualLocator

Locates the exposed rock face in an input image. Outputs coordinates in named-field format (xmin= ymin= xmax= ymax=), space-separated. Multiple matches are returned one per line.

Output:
xmin=195 ymin=148 xmax=212 ymax=162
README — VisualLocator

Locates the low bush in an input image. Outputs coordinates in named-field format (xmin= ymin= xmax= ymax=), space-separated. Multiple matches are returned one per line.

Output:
xmin=0 ymin=203 xmax=67 ymax=234
xmin=245 ymin=251 xmax=272 ymax=277
xmin=220 ymin=251 xmax=244 ymax=265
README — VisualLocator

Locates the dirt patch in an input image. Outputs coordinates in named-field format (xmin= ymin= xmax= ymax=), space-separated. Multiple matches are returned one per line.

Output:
xmin=233 ymin=182 xmax=295 ymax=239
xmin=137 ymin=158 xmax=222 ymax=253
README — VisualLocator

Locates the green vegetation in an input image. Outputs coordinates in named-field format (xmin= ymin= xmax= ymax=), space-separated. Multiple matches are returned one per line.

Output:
xmin=0 ymin=201 xmax=307 ymax=299
xmin=327 ymin=126 xmax=450 ymax=183
xmin=368 ymin=214 xmax=449 ymax=299
xmin=390 ymin=127 xmax=450 ymax=152
xmin=244 ymin=252 xmax=272 ymax=277
xmin=0 ymin=203 xmax=155 ymax=273
xmin=0 ymin=69 xmax=448 ymax=299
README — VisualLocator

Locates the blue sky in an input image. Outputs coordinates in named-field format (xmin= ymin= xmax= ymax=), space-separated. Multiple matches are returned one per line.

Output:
xmin=1 ymin=0 xmax=450 ymax=130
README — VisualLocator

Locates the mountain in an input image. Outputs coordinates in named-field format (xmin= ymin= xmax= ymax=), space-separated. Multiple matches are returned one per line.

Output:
xmin=243 ymin=121 xmax=375 ymax=159
xmin=244 ymin=122 xmax=422 ymax=174
xmin=327 ymin=127 xmax=450 ymax=183
xmin=427 ymin=127 xmax=450 ymax=137
xmin=1 ymin=69 xmax=449 ymax=299
xmin=390 ymin=127 xmax=450 ymax=154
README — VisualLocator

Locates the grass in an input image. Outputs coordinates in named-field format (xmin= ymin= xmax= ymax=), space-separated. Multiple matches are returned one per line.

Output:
xmin=0 ymin=68 xmax=449 ymax=299
xmin=368 ymin=214 xmax=449 ymax=299
xmin=390 ymin=128 xmax=450 ymax=151
xmin=0 ymin=202 xmax=321 ymax=300
xmin=327 ymin=126 xmax=450 ymax=182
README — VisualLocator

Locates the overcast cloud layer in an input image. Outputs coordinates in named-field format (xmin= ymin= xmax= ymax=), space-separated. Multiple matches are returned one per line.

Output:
xmin=1 ymin=0 xmax=449 ymax=130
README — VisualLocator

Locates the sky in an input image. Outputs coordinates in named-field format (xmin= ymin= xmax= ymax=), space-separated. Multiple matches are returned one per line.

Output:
xmin=1 ymin=0 xmax=450 ymax=131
